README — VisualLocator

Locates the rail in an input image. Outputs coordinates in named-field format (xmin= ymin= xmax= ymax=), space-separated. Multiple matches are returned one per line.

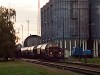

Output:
xmin=22 ymin=59 xmax=100 ymax=75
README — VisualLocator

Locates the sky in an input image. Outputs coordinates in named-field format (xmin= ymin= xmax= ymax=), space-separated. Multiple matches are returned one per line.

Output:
xmin=0 ymin=0 xmax=49 ymax=43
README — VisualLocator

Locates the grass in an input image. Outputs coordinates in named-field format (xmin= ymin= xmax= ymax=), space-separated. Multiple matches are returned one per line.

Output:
xmin=87 ymin=58 xmax=100 ymax=64
xmin=0 ymin=61 xmax=82 ymax=75
xmin=69 ymin=57 xmax=100 ymax=64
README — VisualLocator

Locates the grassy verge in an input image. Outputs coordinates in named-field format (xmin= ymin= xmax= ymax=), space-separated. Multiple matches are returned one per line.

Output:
xmin=0 ymin=61 xmax=82 ymax=75
xmin=86 ymin=58 xmax=100 ymax=64
xmin=69 ymin=57 xmax=100 ymax=64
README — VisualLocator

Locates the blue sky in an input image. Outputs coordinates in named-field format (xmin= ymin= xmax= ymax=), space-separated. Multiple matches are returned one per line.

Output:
xmin=0 ymin=0 xmax=49 ymax=43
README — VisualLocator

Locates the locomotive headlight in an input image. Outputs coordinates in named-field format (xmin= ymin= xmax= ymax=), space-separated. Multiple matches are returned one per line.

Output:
xmin=50 ymin=52 xmax=52 ymax=54
xmin=59 ymin=52 xmax=61 ymax=54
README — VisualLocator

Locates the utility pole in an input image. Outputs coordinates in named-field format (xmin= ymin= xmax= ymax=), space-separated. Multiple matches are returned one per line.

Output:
xmin=78 ymin=9 xmax=81 ymax=61
xmin=26 ymin=20 xmax=30 ymax=36
xmin=62 ymin=18 xmax=65 ymax=60
xmin=21 ymin=24 xmax=23 ymax=44
xmin=37 ymin=0 xmax=41 ymax=36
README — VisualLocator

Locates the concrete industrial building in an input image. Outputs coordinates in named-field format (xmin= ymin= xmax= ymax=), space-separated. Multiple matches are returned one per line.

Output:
xmin=90 ymin=0 xmax=100 ymax=57
xmin=41 ymin=0 xmax=100 ymax=57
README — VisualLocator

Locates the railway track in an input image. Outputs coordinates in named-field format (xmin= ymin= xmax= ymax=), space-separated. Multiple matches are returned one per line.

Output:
xmin=59 ymin=61 xmax=100 ymax=68
xmin=22 ymin=59 xmax=100 ymax=75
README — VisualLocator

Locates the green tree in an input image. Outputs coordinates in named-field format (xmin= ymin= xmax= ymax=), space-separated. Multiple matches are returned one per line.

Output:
xmin=0 ymin=6 xmax=16 ymax=61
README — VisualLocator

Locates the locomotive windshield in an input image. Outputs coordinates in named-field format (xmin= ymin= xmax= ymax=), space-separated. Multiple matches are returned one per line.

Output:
xmin=49 ymin=47 xmax=61 ymax=50
xmin=48 ymin=47 xmax=62 ymax=52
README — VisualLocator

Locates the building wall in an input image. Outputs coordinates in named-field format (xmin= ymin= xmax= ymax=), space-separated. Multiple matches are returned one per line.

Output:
xmin=90 ymin=0 xmax=100 ymax=39
xmin=70 ymin=0 xmax=89 ymax=39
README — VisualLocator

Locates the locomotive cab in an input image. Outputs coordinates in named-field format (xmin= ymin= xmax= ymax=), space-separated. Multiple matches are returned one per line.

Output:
xmin=47 ymin=47 xmax=63 ymax=60
xmin=41 ymin=43 xmax=63 ymax=60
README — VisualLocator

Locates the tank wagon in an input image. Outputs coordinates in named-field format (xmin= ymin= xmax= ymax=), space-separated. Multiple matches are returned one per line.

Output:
xmin=21 ymin=43 xmax=64 ymax=60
